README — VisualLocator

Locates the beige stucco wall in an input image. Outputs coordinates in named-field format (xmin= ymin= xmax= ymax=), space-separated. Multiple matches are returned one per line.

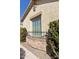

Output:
xmin=23 ymin=1 xmax=59 ymax=36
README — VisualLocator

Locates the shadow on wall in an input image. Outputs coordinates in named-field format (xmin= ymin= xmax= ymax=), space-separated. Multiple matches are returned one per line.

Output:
xmin=36 ymin=0 xmax=59 ymax=5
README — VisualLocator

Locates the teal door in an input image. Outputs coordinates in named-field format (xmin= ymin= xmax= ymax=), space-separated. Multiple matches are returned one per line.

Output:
xmin=32 ymin=16 xmax=41 ymax=37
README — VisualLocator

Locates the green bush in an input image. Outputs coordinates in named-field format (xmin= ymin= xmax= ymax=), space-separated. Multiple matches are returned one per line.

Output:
xmin=20 ymin=27 xmax=27 ymax=42
xmin=47 ymin=20 xmax=59 ymax=59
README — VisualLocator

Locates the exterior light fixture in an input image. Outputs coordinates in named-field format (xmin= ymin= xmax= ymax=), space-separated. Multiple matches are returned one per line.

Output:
xmin=33 ymin=0 xmax=38 ymax=12
xmin=33 ymin=5 xmax=36 ymax=12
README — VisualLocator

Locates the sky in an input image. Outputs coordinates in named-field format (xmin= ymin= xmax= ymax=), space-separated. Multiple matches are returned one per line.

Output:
xmin=20 ymin=0 xmax=30 ymax=17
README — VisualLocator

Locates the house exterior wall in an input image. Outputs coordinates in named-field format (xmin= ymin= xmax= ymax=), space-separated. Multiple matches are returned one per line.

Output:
xmin=23 ymin=1 xmax=59 ymax=36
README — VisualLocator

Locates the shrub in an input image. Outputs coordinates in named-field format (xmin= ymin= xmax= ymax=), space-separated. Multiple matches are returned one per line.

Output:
xmin=47 ymin=20 xmax=59 ymax=59
xmin=20 ymin=27 xmax=27 ymax=42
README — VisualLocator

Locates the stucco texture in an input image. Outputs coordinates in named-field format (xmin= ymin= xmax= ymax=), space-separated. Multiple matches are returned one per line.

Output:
xmin=23 ymin=1 xmax=59 ymax=36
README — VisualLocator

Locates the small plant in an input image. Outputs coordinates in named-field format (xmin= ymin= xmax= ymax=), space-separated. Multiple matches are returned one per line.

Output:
xmin=47 ymin=20 xmax=59 ymax=59
xmin=20 ymin=27 xmax=27 ymax=42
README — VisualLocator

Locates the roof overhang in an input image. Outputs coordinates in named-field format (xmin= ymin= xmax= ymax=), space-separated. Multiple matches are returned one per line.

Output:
xmin=21 ymin=0 xmax=58 ymax=22
xmin=21 ymin=0 xmax=39 ymax=22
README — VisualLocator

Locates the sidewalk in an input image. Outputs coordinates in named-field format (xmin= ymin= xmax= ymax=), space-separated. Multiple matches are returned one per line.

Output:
xmin=21 ymin=42 xmax=51 ymax=59
xmin=20 ymin=45 xmax=39 ymax=59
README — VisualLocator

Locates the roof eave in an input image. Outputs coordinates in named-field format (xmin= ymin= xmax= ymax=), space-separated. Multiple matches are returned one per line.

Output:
xmin=21 ymin=0 xmax=33 ymax=22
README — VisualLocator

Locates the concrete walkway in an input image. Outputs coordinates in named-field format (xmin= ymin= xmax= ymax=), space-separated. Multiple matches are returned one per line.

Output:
xmin=20 ymin=45 xmax=39 ymax=59
xmin=21 ymin=42 xmax=51 ymax=59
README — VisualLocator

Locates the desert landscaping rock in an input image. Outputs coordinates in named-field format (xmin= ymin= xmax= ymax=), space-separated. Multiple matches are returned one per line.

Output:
xmin=20 ymin=48 xmax=25 ymax=59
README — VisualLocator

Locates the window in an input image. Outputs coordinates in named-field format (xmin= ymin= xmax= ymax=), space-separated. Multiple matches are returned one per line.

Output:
xmin=32 ymin=15 xmax=41 ymax=37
